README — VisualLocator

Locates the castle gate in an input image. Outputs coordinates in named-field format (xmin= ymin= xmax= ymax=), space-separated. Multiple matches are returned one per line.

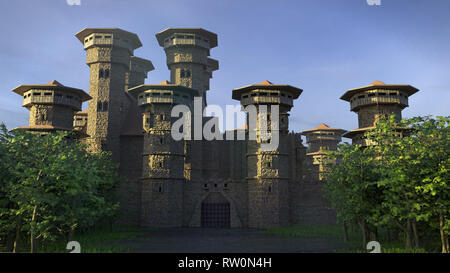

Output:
xmin=201 ymin=193 xmax=230 ymax=228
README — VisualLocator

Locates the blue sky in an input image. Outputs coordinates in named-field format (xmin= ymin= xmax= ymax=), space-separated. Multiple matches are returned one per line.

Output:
xmin=0 ymin=0 xmax=449 ymax=140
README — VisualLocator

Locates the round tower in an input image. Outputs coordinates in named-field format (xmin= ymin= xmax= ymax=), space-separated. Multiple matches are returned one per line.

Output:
xmin=301 ymin=123 xmax=346 ymax=180
xmin=155 ymin=28 xmax=218 ymax=108
xmin=232 ymin=80 xmax=303 ymax=228
xmin=75 ymin=28 xmax=142 ymax=160
xmin=12 ymin=80 xmax=90 ymax=134
xmin=340 ymin=80 xmax=419 ymax=145
xmin=125 ymin=56 xmax=154 ymax=91
xmin=301 ymin=123 xmax=346 ymax=153
xmin=129 ymin=81 xmax=198 ymax=227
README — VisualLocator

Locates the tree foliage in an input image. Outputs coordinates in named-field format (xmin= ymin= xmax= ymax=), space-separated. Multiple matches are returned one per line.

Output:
xmin=323 ymin=115 xmax=449 ymax=252
xmin=0 ymin=124 xmax=120 ymax=252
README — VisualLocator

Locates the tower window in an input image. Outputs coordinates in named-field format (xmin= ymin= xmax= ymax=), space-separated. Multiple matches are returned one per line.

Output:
xmin=268 ymin=186 xmax=272 ymax=193
xmin=180 ymin=69 xmax=185 ymax=78
xmin=158 ymin=186 xmax=162 ymax=193
xmin=104 ymin=69 xmax=110 ymax=78
xmin=99 ymin=69 xmax=104 ymax=78
xmin=185 ymin=69 xmax=191 ymax=77
xmin=97 ymin=101 xmax=102 ymax=111
xmin=160 ymin=138 xmax=163 ymax=144
xmin=159 ymin=162 xmax=163 ymax=168
xmin=267 ymin=162 xmax=271 ymax=168
xmin=103 ymin=102 xmax=108 ymax=111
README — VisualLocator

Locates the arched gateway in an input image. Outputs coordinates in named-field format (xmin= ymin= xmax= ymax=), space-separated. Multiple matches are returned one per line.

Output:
xmin=201 ymin=193 xmax=230 ymax=228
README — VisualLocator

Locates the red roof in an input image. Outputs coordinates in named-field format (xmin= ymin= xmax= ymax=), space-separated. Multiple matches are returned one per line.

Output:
xmin=302 ymin=123 xmax=346 ymax=134
xmin=370 ymin=80 xmax=385 ymax=86
xmin=258 ymin=80 xmax=273 ymax=85
xmin=47 ymin=80 xmax=64 ymax=86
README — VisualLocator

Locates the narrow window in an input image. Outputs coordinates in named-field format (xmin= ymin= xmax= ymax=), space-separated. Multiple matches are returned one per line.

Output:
xmin=97 ymin=101 xmax=102 ymax=111
xmin=149 ymin=114 xmax=154 ymax=128
xmin=185 ymin=69 xmax=191 ymax=77
xmin=104 ymin=69 xmax=110 ymax=78
xmin=99 ymin=69 xmax=104 ymax=78
xmin=180 ymin=69 xmax=185 ymax=78
xmin=159 ymin=162 xmax=163 ymax=168
xmin=103 ymin=101 xmax=108 ymax=111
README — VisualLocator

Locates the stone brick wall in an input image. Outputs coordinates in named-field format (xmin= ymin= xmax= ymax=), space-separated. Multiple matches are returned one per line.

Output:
xmin=118 ymin=136 xmax=143 ymax=225
xmin=29 ymin=104 xmax=74 ymax=129
xmin=357 ymin=104 xmax=402 ymax=128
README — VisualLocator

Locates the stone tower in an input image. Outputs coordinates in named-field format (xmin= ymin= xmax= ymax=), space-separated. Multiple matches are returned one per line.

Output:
xmin=155 ymin=28 xmax=218 ymax=108
xmin=232 ymin=80 xmax=303 ymax=228
xmin=340 ymin=80 xmax=419 ymax=145
xmin=301 ymin=124 xmax=346 ymax=180
xmin=75 ymin=28 xmax=143 ymax=160
xmin=125 ymin=56 xmax=154 ymax=91
xmin=12 ymin=80 xmax=90 ymax=134
xmin=129 ymin=81 xmax=199 ymax=227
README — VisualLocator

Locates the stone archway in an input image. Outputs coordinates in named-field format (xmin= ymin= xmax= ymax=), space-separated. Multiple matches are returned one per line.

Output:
xmin=201 ymin=192 xmax=230 ymax=228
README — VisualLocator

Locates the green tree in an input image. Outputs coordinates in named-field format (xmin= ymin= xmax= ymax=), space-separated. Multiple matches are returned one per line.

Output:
xmin=0 ymin=124 xmax=120 ymax=253
xmin=323 ymin=143 xmax=381 ymax=247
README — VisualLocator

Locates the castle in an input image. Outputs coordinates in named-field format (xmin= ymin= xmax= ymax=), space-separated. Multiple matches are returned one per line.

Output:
xmin=11 ymin=28 xmax=418 ymax=228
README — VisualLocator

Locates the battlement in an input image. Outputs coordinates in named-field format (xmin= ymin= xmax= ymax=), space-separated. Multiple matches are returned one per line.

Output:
xmin=233 ymin=80 xmax=302 ymax=110
xmin=129 ymin=81 xmax=198 ymax=108
xmin=76 ymin=28 xmax=142 ymax=52
xmin=13 ymin=81 xmax=90 ymax=111
xmin=156 ymin=28 xmax=218 ymax=49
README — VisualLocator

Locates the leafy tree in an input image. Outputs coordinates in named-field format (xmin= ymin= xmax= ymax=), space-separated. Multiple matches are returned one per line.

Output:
xmin=324 ymin=115 xmax=449 ymax=252
xmin=0 ymin=124 xmax=120 ymax=253
xmin=323 ymin=143 xmax=381 ymax=247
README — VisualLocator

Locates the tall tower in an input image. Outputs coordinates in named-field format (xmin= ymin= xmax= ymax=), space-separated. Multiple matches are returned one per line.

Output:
xmin=301 ymin=124 xmax=346 ymax=180
xmin=125 ymin=56 xmax=154 ymax=91
xmin=155 ymin=28 xmax=218 ymax=108
xmin=12 ymin=80 xmax=90 ymax=134
xmin=75 ymin=28 xmax=142 ymax=161
xmin=129 ymin=81 xmax=199 ymax=227
xmin=340 ymin=80 xmax=419 ymax=145
xmin=232 ymin=80 xmax=303 ymax=228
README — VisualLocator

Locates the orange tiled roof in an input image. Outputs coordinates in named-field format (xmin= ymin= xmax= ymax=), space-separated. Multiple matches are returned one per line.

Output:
xmin=75 ymin=110 xmax=88 ymax=115
xmin=302 ymin=123 xmax=346 ymax=134
xmin=47 ymin=80 xmax=64 ymax=86
xmin=369 ymin=80 xmax=385 ymax=86
xmin=158 ymin=80 xmax=171 ymax=85
xmin=258 ymin=80 xmax=273 ymax=85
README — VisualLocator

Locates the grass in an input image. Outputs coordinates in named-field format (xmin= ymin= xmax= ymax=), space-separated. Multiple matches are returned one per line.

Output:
xmin=40 ymin=225 xmax=155 ymax=253
xmin=264 ymin=225 xmax=433 ymax=253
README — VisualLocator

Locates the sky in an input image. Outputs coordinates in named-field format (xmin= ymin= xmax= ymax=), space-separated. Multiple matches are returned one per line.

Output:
xmin=0 ymin=0 xmax=449 ymax=142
